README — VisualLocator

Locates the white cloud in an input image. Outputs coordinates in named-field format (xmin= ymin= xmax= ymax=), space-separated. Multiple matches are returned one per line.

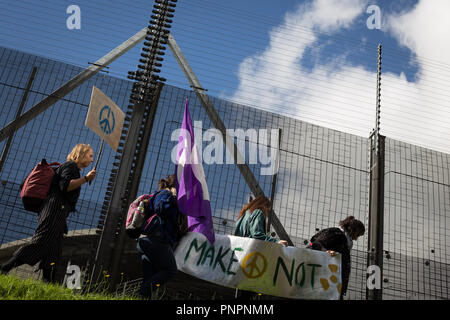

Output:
xmin=305 ymin=0 xmax=367 ymax=32
xmin=229 ymin=0 xmax=450 ymax=154
xmin=384 ymin=0 xmax=450 ymax=151
xmin=387 ymin=0 xmax=450 ymax=64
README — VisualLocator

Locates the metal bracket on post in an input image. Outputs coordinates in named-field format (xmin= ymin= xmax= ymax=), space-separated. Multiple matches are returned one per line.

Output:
xmin=167 ymin=33 xmax=293 ymax=246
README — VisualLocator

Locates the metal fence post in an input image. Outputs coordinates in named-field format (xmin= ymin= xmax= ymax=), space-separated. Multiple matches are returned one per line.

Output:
xmin=367 ymin=44 xmax=384 ymax=300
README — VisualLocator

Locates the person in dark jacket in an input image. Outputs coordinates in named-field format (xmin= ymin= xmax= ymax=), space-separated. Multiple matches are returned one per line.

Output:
xmin=136 ymin=174 xmax=180 ymax=298
xmin=234 ymin=195 xmax=288 ymax=246
xmin=307 ymin=216 xmax=365 ymax=300
xmin=0 ymin=144 xmax=96 ymax=282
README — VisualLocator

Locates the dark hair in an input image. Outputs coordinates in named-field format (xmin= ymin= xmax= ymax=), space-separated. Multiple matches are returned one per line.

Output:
xmin=158 ymin=174 xmax=176 ymax=190
xmin=339 ymin=216 xmax=365 ymax=238
xmin=237 ymin=195 xmax=272 ymax=220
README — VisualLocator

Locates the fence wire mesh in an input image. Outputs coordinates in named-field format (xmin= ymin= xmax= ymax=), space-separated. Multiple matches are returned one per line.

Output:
xmin=0 ymin=46 xmax=449 ymax=299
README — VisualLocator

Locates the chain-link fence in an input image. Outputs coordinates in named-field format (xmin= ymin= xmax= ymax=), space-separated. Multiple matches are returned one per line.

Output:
xmin=0 ymin=46 xmax=449 ymax=299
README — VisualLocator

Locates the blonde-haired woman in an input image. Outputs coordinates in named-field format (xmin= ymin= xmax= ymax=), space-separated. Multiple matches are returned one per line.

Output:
xmin=0 ymin=144 xmax=96 ymax=282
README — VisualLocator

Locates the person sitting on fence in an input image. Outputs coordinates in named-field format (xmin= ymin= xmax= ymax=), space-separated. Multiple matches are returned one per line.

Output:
xmin=0 ymin=144 xmax=96 ymax=282
xmin=233 ymin=195 xmax=288 ymax=299
xmin=136 ymin=174 xmax=180 ymax=299
xmin=307 ymin=216 xmax=365 ymax=300
xmin=234 ymin=195 xmax=288 ymax=246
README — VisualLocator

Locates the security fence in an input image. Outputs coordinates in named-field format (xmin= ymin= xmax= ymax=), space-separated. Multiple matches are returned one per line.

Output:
xmin=0 ymin=46 xmax=449 ymax=299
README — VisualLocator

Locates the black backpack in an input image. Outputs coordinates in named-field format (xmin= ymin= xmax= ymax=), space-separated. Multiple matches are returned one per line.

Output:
xmin=140 ymin=190 xmax=188 ymax=244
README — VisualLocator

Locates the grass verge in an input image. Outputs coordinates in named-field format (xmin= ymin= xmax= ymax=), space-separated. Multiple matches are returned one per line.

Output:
xmin=0 ymin=274 xmax=139 ymax=300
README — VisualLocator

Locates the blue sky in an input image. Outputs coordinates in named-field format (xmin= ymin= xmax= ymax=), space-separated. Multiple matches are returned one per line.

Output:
xmin=0 ymin=0 xmax=449 ymax=154
xmin=0 ymin=0 xmax=416 ymax=86
xmin=0 ymin=0 xmax=301 ymax=86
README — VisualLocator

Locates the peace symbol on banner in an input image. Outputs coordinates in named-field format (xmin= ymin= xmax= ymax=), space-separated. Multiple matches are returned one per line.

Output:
xmin=241 ymin=251 xmax=268 ymax=279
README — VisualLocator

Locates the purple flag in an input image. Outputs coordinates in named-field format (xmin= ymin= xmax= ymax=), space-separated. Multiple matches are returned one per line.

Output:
xmin=175 ymin=98 xmax=215 ymax=243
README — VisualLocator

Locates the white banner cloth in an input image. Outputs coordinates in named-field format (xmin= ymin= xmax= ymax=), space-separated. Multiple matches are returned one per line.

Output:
xmin=174 ymin=232 xmax=342 ymax=300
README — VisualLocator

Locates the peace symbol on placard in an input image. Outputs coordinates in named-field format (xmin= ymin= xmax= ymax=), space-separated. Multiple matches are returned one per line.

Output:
xmin=99 ymin=105 xmax=115 ymax=135
xmin=241 ymin=252 xmax=267 ymax=279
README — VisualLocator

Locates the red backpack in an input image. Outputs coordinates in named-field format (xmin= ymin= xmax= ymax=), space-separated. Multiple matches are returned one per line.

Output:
xmin=20 ymin=159 xmax=61 ymax=212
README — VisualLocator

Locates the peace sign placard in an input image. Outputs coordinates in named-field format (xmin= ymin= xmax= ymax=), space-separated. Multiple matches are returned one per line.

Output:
xmin=85 ymin=86 xmax=125 ymax=151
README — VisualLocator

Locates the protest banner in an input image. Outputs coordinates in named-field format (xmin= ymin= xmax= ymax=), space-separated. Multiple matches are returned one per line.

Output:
xmin=174 ymin=232 xmax=342 ymax=300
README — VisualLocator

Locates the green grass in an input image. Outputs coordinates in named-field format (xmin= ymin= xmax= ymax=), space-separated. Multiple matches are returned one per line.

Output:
xmin=0 ymin=274 xmax=140 ymax=300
